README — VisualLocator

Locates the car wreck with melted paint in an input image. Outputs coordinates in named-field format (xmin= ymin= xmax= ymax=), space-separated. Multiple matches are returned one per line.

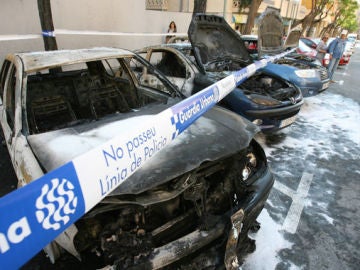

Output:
xmin=137 ymin=14 xmax=303 ymax=133
xmin=0 ymin=47 xmax=274 ymax=269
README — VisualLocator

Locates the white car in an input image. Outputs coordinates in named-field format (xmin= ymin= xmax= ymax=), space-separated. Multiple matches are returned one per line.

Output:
xmin=0 ymin=47 xmax=274 ymax=269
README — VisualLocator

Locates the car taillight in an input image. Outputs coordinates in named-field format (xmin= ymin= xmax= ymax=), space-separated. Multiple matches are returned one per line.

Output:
xmin=323 ymin=53 xmax=330 ymax=66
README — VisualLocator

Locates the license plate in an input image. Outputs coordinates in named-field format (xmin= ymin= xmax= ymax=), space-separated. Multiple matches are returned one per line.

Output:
xmin=322 ymin=81 xmax=330 ymax=90
xmin=280 ymin=115 xmax=297 ymax=128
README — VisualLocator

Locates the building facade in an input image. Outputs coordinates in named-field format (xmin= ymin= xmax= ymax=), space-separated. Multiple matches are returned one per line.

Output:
xmin=1 ymin=0 xmax=343 ymax=62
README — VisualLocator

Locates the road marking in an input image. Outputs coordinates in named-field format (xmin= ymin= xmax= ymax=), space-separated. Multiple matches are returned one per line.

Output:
xmin=274 ymin=172 xmax=313 ymax=234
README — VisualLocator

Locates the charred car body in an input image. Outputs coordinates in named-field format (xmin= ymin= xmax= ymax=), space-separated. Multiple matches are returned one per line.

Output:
xmin=241 ymin=7 xmax=330 ymax=97
xmin=0 ymin=47 xmax=274 ymax=269
xmin=137 ymin=16 xmax=304 ymax=133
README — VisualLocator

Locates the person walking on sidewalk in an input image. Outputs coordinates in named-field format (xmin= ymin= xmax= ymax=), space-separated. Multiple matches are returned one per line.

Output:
xmin=327 ymin=30 xmax=348 ymax=82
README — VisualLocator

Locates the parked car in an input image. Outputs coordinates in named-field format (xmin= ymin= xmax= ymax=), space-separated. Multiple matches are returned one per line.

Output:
xmin=242 ymin=34 xmax=326 ymax=66
xmin=137 ymin=19 xmax=304 ymax=133
xmin=240 ymin=8 xmax=330 ymax=97
xmin=298 ymin=38 xmax=331 ymax=67
xmin=300 ymin=37 xmax=317 ymax=50
xmin=297 ymin=39 xmax=317 ymax=58
xmin=301 ymin=37 xmax=351 ymax=66
xmin=0 ymin=47 xmax=274 ymax=269
xmin=136 ymin=43 xmax=303 ymax=133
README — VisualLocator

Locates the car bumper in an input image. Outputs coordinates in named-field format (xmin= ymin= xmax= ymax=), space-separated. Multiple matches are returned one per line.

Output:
xmin=298 ymin=80 xmax=329 ymax=97
xmin=239 ymin=164 xmax=275 ymax=216
xmin=290 ymin=70 xmax=329 ymax=97
xmin=245 ymin=100 xmax=303 ymax=118
xmin=132 ymin=147 xmax=275 ymax=269
xmin=245 ymin=100 xmax=303 ymax=132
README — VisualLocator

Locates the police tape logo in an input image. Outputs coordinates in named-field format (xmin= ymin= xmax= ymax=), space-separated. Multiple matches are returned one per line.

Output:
xmin=170 ymin=87 xmax=219 ymax=140
xmin=35 ymin=178 xmax=78 ymax=230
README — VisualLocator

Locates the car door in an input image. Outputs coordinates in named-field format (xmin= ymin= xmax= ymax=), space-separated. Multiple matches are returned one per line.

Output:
xmin=140 ymin=48 xmax=197 ymax=97
xmin=1 ymin=61 xmax=17 ymax=163
xmin=1 ymin=60 xmax=43 ymax=187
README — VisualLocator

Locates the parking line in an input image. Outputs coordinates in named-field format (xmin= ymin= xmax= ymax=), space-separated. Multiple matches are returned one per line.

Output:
xmin=275 ymin=172 xmax=313 ymax=234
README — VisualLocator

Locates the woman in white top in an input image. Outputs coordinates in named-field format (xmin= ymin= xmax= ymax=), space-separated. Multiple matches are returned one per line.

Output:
xmin=166 ymin=21 xmax=177 ymax=43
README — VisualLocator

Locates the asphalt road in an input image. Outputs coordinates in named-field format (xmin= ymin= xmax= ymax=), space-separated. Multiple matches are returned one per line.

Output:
xmin=243 ymin=44 xmax=360 ymax=270
xmin=1 ymin=46 xmax=359 ymax=269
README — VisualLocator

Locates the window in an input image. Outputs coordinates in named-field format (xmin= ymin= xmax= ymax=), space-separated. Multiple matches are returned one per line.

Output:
xmin=149 ymin=51 xmax=187 ymax=78
xmin=146 ymin=0 xmax=192 ymax=12
xmin=128 ymin=57 xmax=173 ymax=96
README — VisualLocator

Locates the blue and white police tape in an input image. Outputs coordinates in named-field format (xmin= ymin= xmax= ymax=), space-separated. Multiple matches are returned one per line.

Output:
xmin=42 ymin=30 xmax=56 ymax=37
xmin=0 ymin=30 xmax=188 ymax=41
xmin=0 ymin=50 xmax=294 ymax=269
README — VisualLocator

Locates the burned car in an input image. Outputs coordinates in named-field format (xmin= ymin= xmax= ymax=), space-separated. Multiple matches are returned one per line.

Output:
xmin=137 ymin=16 xmax=303 ymax=133
xmin=242 ymin=7 xmax=330 ymax=97
xmin=0 ymin=47 xmax=274 ymax=269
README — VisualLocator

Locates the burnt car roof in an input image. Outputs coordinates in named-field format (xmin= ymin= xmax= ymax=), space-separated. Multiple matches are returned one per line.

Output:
xmin=9 ymin=47 xmax=133 ymax=73
xmin=188 ymin=14 xmax=252 ymax=68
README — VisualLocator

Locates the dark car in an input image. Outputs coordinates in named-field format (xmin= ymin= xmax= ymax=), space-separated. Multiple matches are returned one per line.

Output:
xmin=0 ymin=47 xmax=274 ymax=269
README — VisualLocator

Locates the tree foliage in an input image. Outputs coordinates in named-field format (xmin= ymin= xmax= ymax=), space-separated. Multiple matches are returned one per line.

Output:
xmin=319 ymin=0 xmax=358 ymax=36
xmin=337 ymin=0 xmax=359 ymax=33
xmin=291 ymin=0 xmax=358 ymax=37
xmin=292 ymin=0 xmax=334 ymax=36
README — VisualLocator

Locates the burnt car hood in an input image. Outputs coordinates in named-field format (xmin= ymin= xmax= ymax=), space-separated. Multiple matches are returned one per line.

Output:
xmin=27 ymin=103 xmax=259 ymax=195
xmin=188 ymin=14 xmax=252 ymax=70
xmin=257 ymin=7 xmax=301 ymax=58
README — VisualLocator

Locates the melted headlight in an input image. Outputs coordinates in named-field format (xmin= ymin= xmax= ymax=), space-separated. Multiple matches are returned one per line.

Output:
xmin=242 ymin=153 xmax=257 ymax=181
xmin=242 ymin=166 xmax=250 ymax=180
xmin=247 ymin=153 xmax=257 ymax=167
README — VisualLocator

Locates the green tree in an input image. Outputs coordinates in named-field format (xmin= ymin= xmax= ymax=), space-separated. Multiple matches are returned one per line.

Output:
xmin=321 ymin=0 xmax=358 ymax=36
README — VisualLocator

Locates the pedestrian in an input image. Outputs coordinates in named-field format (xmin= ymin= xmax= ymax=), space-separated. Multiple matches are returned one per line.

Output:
xmin=327 ymin=30 xmax=348 ymax=82
xmin=166 ymin=21 xmax=177 ymax=43
xmin=316 ymin=34 xmax=329 ymax=65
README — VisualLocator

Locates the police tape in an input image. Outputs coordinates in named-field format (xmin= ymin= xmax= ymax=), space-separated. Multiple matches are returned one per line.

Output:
xmin=0 ymin=50 xmax=294 ymax=269
xmin=0 ymin=30 xmax=188 ymax=41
